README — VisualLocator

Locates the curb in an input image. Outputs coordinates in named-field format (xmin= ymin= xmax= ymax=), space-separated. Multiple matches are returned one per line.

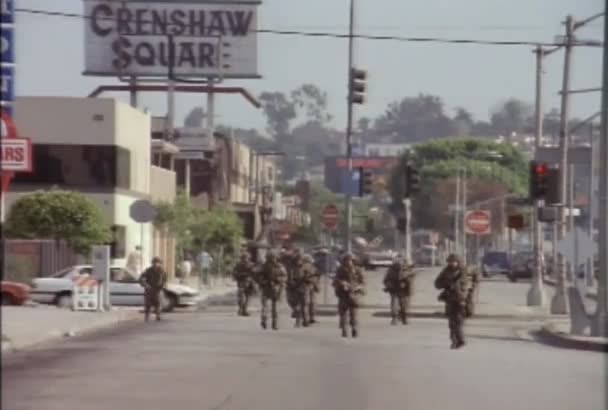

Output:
xmin=537 ymin=322 xmax=608 ymax=353
xmin=1 ymin=310 xmax=141 ymax=354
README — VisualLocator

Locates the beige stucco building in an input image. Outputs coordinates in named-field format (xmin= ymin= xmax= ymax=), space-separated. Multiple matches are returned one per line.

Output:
xmin=7 ymin=96 xmax=177 ymax=275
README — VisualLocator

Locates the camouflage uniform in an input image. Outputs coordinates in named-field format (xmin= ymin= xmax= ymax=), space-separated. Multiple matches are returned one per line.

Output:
xmin=435 ymin=254 xmax=471 ymax=349
xmin=232 ymin=253 xmax=256 ymax=316
xmin=257 ymin=253 xmax=287 ymax=330
xmin=464 ymin=267 xmax=480 ymax=318
xmin=280 ymin=249 xmax=297 ymax=319
xmin=333 ymin=254 xmax=366 ymax=338
xmin=383 ymin=260 xmax=415 ymax=325
xmin=288 ymin=254 xmax=318 ymax=327
xmin=305 ymin=255 xmax=321 ymax=325
xmin=139 ymin=258 xmax=168 ymax=322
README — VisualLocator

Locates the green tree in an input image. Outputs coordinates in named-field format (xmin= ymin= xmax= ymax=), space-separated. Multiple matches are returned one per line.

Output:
xmin=5 ymin=190 xmax=111 ymax=254
xmin=191 ymin=208 xmax=243 ymax=275
xmin=373 ymin=94 xmax=454 ymax=142
xmin=388 ymin=138 xmax=529 ymax=236
xmin=154 ymin=192 xmax=201 ymax=258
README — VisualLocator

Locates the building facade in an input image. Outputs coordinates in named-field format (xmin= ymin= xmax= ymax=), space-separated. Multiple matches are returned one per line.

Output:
xmin=8 ymin=97 xmax=176 ymax=273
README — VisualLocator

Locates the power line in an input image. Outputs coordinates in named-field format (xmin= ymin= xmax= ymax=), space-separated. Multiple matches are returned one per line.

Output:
xmin=15 ymin=7 xmax=604 ymax=48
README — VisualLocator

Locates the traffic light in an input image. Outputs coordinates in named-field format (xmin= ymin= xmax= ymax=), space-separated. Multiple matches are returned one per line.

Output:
xmin=405 ymin=164 xmax=421 ymax=197
xmin=507 ymin=214 xmax=525 ymax=230
xmin=546 ymin=168 xmax=561 ymax=205
xmin=397 ymin=217 xmax=406 ymax=233
xmin=529 ymin=161 xmax=550 ymax=199
xmin=350 ymin=68 xmax=367 ymax=104
xmin=359 ymin=168 xmax=374 ymax=196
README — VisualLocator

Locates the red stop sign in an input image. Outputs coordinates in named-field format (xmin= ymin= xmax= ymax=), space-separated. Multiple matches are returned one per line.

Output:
xmin=464 ymin=210 xmax=491 ymax=235
xmin=322 ymin=204 xmax=339 ymax=230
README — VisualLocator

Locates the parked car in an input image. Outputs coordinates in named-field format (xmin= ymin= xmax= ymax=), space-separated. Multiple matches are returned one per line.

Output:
xmin=359 ymin=249 xmax=397 ymax=270
xmin=508 ymin=251 xmax=536 ymax=282
xmin=414 ymin=245 xmax=440 ymax=266
xmin=481 ymin=251 xmax=511 ymax=277
xmin=30 ymin=265 xmax=201 ymax=311
xmin=1 ymin=281 xmax=31 ymax=305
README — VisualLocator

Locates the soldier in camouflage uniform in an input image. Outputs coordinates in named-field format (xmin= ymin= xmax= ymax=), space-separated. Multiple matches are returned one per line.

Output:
xmin=383 ymin=257 xmax=416 ymax=325
xmin=464 ymin=266 xmax=480 ymax=318
xmin=333 ymin=253 xmax=366 ymax=338
xmin=257 ymin=252 xmax=288 ymax=330
xmin=139 ymin=257 xmax=168 ymax=322
xmin=280 ymin=248 xmax=297 ymax=319
xmin=434 ymin=254 xmax=471 ymax=349
xmin=287 ymin=251 xmax=318 ymax=327
xmin=304 ymin=254 xmax=321 ymax=325
xmin=232 ymin=252 xmax=256 ymax=316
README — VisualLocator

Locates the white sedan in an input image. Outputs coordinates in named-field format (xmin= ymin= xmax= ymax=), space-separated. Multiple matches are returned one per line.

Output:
xmin=30 ymin=265 xmax=201 ymax=311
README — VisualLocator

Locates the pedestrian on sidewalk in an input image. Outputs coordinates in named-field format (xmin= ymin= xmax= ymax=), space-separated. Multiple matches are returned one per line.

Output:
xmin=435 ymin=254 xmax=470 ymax=349
xmin=126 ymin=246 xmax=143 ymax=274
xmin=179 ymin=255 xmax=193 ymax=285
xmin=198 ymin=250 xmax=212 ymax=286
xmin=139 ymin=257 xmax=168 ymax=322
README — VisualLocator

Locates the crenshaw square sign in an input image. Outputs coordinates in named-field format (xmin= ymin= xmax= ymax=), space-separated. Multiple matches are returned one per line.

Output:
xmin=83 ymin=0 xmax=261 ymax=79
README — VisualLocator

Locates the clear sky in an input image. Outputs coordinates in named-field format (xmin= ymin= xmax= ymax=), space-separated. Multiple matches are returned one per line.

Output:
xmin=13 ymin=0 xmax=605 ymax=133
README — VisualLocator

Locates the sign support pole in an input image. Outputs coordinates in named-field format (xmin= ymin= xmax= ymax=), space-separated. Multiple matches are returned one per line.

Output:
xmin=593 ymin=3 xmax=608 ymax=337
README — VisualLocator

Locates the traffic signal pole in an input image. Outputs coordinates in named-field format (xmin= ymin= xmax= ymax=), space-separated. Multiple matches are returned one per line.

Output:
xmin=593 ymin=3 xmax=607 ymax=337
xmin=551 ymin=15 xmax=574 ymax=315
xmin=344 ymin=0 xmax=355 ymax=254
xmin=528 ymin=45 xmax=548 ymax=307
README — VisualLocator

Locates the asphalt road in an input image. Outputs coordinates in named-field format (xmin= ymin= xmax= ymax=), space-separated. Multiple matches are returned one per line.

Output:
xmin=2 ymin=269 xmax=604 ymax=410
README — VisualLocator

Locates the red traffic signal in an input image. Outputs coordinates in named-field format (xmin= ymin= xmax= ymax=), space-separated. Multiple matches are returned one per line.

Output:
xmin=529 ymin=161 xmax=550 ymax=200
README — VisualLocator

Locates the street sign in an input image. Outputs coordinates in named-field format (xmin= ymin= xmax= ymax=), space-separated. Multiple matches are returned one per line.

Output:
xmin=464 ymin=210 xmax=491 ymax=235
xmin=322 ymin=204 xmax=339 ymax=230
xmin=556 ymin=228 xmax=596 ymax=269
xmin=129 ymin=199 xmax=158 ymax=223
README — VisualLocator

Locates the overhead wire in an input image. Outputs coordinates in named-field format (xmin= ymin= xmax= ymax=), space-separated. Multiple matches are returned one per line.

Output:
xmin=14 ymin=6 xmax=604 ymax=48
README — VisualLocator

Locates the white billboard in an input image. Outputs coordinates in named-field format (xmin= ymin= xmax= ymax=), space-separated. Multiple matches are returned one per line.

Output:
xmin=83 ymin=0 xmax=260 ymax=78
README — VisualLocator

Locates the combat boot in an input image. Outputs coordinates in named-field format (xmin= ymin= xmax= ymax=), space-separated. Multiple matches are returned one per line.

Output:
xmin=341 ymin=327 xmax=348 ymax=338
xmin=243 ymin=311 xmax=250 ymax=317
xmin=261 ymin=319 xmax=267 ymax=329
xmin=351 ymin=328 xmax=358 ymax=338
xmin=272 ymin=322 xmax=278 ymax=331
xmin=295 ymin=318 xmax=301 ymax=328
xmin=390 ymin=317 xmax=397 ymax=326
xmin=401 ymin=312 xmax=408 ymax=325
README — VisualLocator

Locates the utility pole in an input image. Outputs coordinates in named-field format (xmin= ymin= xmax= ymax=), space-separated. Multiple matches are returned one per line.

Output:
xmin=593 ymin=3 xmax=607 ymax=337
xmin=462 ymin=170 xmax=468 ymax=265
xmin=344 ymin=0 xmax=356 ymax=254
xmin=454 ymin=171 xmax=461 ymax=255
xmin=551 ymin=15 xmax=574 ymax=315
xmin=528 ymin=45 xmax=548 ymax=306
xmin=587 ymin=122 xmax=595 ymax=287
xmin=403 ymin=198 xmax=412 ymax=264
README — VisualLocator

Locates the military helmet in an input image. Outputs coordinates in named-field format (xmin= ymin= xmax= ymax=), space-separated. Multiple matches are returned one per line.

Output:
xmin=446 ymin=254 xmax=460 ymax=263
xmin=152 ymin=257 xmax=162 ymax=264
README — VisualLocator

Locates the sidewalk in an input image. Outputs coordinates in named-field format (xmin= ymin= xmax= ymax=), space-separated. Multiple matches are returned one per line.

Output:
xmin=538 ymin=319 xmax=608 ymax=353
xmin=1 ymin=305 xmax=140 ymax=354
xmin=1 ymin=282 xmax=237 ymax=354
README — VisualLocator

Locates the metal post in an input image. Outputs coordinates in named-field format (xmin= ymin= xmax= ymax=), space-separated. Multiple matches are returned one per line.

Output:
xmin=344 ymin=0 xmax=355 ymax=254
xmin=529 ymin=45 xmax=548 ymax=306
xmin=551 ymin=15 xmax=574 ymax=314
xmin=454 ymin=171 xmax=461 ymax=255
xmin=185 ymin=160 xmax=191 ymax=196
xmin=207 ymin=78 xmax=215 ymax=140
xmin=593 ymin=3 xmax=608 ymax=337
xmin=587 ymin=122 xmax=595 ymax=287
xmin=566 ymin=163 xmax=575 ymax=281
xmin=462 ymin=169 xmax=468 ymax=265
xmin=403 ymin=198 xmax=412 ymax=264
xmin=129 ymin=76 xmax=138 ymax=108
xmin=167 ymin=79 xmax=175 ymax=140
xmin=475 ymin=203 xmax=481 ymax=267
xmin=255 ymin=154 xmax=260 ymax=204
xmin=249 ymin=150 xmax=254 ymax=203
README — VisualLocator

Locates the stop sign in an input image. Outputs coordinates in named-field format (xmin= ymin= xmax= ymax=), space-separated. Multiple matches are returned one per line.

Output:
xmin=464 ymin=210 xmax=491 ymax=235
xmin=322 ymin=204 xmax=339 ymax=230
